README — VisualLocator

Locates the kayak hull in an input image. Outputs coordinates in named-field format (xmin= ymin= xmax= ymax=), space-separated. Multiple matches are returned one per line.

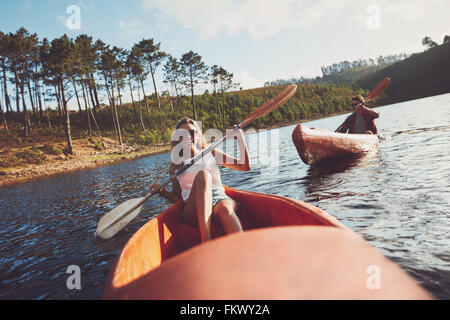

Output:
xmin=102 ymin=187 xmax=431 ymax=300
xmin=292 ymin=124 xmax=379 ymax=165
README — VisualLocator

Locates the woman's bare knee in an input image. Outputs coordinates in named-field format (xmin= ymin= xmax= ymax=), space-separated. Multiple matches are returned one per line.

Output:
xmin=194 ymin=169 xmax=212 ymax=185
xmin=217 ymin=206 xmax=233 ymax=219
xmin=213 ymin=200 xmax=242 ymax=234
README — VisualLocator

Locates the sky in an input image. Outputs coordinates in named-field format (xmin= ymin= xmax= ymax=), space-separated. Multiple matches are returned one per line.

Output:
xmin=0 ymin=0 xmax=449 ymax=107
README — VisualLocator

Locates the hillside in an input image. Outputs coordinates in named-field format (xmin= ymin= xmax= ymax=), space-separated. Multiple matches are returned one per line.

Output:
xmin=358 ymin=42 xmax=450 ymax=103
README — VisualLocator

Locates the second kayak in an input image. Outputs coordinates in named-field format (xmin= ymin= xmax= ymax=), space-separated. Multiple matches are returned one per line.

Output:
xmin=292 ymin=124 xmax=379 ymax=165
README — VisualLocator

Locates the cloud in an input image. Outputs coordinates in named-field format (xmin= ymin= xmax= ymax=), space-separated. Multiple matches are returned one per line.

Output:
xmin=56 ymin=15 xmax=66 ymax=28
xmin=77 ymin=0 xmax=95 ymax=11
xmin=140 ymin=0 xmax=355 ymax=39
xmin=233 ymin=65 xmax=323 ymax=90
xmin=140 ymin=0 xmax=450 ymax=39
xmin=294 ymin=66 xmax=323 ymax=78
xmin=385 ymin=0 xmax=434 ymax=22
xmin=118 ymin=17 xmax=147 ymax=37
xmin=297 ymin=0 xmax=349 ymax=27
xmin=22 ymin=1 xmax=31 ymax=10
xmin=234 ymin=70 xmax=270 ymax=89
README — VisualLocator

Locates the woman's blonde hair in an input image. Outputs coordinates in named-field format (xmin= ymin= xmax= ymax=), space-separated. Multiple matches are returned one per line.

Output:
xmin=172 ymin=118 xmax=207 ymax=149
xmin=170 ymin=118 xmax=208 ymax=170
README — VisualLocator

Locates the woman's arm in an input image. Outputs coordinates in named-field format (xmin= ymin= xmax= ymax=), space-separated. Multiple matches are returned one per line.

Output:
xmin=149 ymin=164 xmax=182 ymax=203
xmin=150 ymin=182 xmax=180 ymax=203
xmin=213 ymin=128 xmax=251 ymax=171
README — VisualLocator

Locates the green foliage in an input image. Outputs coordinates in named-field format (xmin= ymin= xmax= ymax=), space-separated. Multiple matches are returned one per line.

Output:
xmin=88 ymin=137 xmax=105 ymax=150
xmin=40 ymin=144 xmax=62 ymax=155
xmin=69 ymin=82 xmax=360 ymax=146
xmin=2 ymin=82 xmax=364 ymax=152
xmin=265 ymin=53 xmax=409 ymax=87
xmin=4 ymin=147 xmax=46 ymax=166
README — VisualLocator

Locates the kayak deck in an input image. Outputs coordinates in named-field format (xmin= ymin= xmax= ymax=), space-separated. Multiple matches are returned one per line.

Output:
xmin=105 ymin=226 xmax=431 ymax=299
xmin=103 ymin=187 xmax=348 ymax=298
xmin=102 ymin=187 xmax=431 ymax=299
xmin=292 ymin=124 xmax=379 ymax=165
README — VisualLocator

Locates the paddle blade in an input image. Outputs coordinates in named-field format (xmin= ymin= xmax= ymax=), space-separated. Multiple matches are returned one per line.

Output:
xmin=366 ymin=77 xmax=391 ymax=101
xmin=96 ymin=197 xmax=145 ymax=240
xmin=239 ymin=84 xmax=297 ymax=128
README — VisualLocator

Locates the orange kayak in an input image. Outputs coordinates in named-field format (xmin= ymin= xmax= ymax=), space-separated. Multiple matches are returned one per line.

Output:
xmin=102 ymin=187 xmax=430 ymax=299
xmin=292 ymin=124 xmax=379 ymax=165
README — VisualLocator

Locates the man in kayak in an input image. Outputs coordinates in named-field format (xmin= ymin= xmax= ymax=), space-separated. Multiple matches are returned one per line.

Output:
xmin=336 ymin=95 xmax=379 ymax=134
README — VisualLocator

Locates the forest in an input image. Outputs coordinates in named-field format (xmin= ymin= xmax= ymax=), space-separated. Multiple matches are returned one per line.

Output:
xmin=357 ymin=39 xmax=450 ymax=103
xmin=264 ymin=53 xmax=409 ymax=87
xmin=265 ymin=36 xmax=450 ymax=104
xmin=0 ymin=27 xmax=374 ymax=167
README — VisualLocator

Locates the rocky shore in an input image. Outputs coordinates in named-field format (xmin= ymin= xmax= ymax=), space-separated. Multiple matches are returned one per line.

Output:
xmin=0 ymin=138 xmax=171 ymax=188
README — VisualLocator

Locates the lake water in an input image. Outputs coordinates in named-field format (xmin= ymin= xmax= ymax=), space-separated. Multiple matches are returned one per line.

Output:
xmin=0 ymin=93 xmax=449 ymax=299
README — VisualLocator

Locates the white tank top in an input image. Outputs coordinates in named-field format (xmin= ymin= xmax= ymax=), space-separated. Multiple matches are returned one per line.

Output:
xmin=176 ymin=152 xmax=224 ymax=201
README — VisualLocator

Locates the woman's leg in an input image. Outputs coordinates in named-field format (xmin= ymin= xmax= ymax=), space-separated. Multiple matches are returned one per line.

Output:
xmin=181 ymin=170 xmax=213 ymax=242
xmin=213 ymin=199 xmax=243 ymax=234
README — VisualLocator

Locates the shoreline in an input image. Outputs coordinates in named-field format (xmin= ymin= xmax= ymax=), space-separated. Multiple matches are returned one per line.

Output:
xmin=0 ymin=111 xmax=351 ymax=188
xmin=0 ymin=143 xmax=171 ymax=188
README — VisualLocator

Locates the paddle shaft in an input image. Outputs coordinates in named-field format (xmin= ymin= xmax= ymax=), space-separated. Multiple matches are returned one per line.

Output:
xmin=100 ymin=126 xmax=240 ymax=232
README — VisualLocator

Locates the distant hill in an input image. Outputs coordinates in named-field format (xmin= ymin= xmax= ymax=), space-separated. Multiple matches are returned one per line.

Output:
xmin=315 ymin=65 xmax=385 ymax=85
xmin=357 ymin=42 xmax=450 ymax=103
xmin=264 ymin=54 xmax=409 ymax=87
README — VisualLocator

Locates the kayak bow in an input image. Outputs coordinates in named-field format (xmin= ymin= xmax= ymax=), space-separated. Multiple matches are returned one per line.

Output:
xmin=102 ymin=187 xmax=430 ymax=300
xmin=292 ymin=124 xmax=379 ymax=165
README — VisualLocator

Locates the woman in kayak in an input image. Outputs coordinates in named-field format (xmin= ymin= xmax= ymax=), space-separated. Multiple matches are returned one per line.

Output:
xmin=150 ymin=118 xmax=251 ymax=242
xmin=336 ymin=95 xmax=379 ymax=134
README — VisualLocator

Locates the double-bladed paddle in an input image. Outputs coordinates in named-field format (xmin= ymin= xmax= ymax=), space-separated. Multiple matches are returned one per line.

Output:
xmin=335 ymin=77 xmax=391 ymax=132
xmin=96 ymin=84 xmax=297 ymax=239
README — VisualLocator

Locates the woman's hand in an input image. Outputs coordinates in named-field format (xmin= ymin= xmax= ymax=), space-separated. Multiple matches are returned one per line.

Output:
xmin=226 ymin=126 xmax=244 ymax=140
xmin=217 ymin=126 xmax=250 ymax=171
xmin=151 ymin=182 xmax=180 ymax=203
xmin=150 ymin=183 xmax=164 ymax=194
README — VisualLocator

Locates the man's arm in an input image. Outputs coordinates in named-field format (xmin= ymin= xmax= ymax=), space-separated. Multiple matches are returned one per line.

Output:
xmin=336 ymin=115 xmax=352 ymax=133
xmin=357 ymin=104 xmax=379 ymax=118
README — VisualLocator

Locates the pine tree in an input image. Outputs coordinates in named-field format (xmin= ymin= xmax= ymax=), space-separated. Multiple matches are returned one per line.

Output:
xmin=180 ymin=51 xmax=208 ymax=120
xmin=136 ymin=39 xmax=166 ymax=112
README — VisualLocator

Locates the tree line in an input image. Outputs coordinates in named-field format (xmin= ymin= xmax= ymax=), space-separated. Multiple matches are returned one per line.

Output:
xmin=266 ymin=35 xmax=450 ymax=89
xmin=0 ymin=28 xmax=237 ymax=154
xmin=358 ymin=37 xmax=450 ymax=104
xmin=319 ymin=54 xmax=410 ymax=77
xmin=422 ymin=35 xmax=449 ymax=50
xmin=264 ymin=53 xmax=410 ymax=88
